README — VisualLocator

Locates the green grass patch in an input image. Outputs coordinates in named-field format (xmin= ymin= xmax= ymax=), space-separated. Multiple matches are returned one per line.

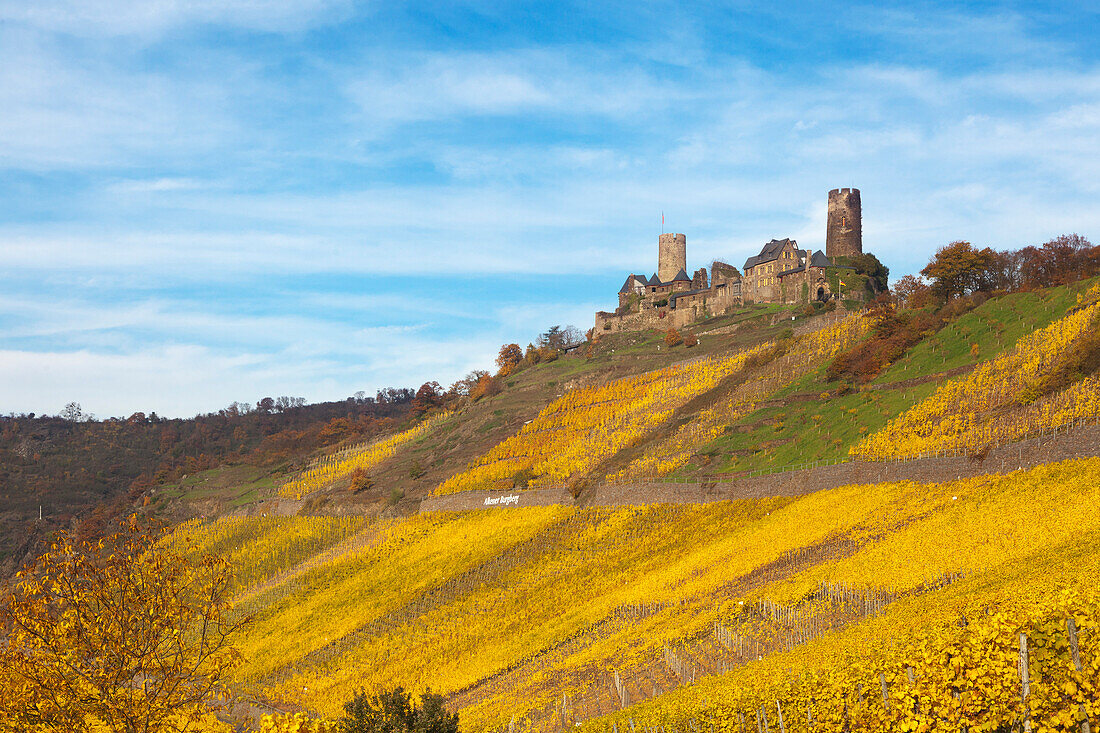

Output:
xmin=874 ymin=279 xmax=1095 ymax=385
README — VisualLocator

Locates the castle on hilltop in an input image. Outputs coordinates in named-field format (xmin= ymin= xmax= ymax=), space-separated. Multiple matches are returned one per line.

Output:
xmin=595 ymin=188 xmax=864 ymax=334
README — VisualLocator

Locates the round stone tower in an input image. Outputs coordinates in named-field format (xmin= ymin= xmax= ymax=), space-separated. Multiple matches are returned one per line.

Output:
xmin=826 ymin=188 xmax=862 ymax=259
xmin=658 ymin=233 xmax=687 ymax=283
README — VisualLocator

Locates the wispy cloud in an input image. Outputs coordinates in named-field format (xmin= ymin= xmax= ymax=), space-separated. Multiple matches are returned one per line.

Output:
xmin=2 ymin=2 xmax=1099 ymax=416
xmin=0 ymin=0 xmax=351 ymax=37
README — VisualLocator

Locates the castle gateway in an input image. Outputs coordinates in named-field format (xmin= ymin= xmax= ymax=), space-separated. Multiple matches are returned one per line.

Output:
xmin=595 ymin=188 xmax=862 ymax=334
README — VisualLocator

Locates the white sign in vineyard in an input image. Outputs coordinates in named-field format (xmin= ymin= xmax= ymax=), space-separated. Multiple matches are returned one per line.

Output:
xmin=483 ymin=494 xmax=520 ymax=507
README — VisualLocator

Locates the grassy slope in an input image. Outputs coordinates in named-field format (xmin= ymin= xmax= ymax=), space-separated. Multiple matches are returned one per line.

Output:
xmin=681 ymin=278 xmax=1097 ymax=476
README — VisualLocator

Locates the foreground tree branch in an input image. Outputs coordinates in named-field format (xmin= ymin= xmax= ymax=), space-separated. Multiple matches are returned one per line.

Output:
xmin=0 ymin=518 xmax=248 ymax=733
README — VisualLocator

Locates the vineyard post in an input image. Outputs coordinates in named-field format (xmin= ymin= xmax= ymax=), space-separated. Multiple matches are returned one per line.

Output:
xmin=1067 ymin=618 xmax=1092 ymax=733
xmin=880 ymin=672 xmax=890 ymax=709
xmin=1019 ymin=633 xmax=1032 ymax=733
xmin=907 ymin=666 xmax=919 ymax=714
xmin=775 ymin=701 xmax=785 ymax=733
xmin=755 ymin=708 xmax=762 ymax=733
xmin=761 ymin=705 xmax=770 ymax=733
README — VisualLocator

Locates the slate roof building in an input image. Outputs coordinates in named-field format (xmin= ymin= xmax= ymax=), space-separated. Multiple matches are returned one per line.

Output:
xmin=595 ymin=187 xmax=867 ymax=334
xmin=741 ymin=239 xmax=853 ymax=304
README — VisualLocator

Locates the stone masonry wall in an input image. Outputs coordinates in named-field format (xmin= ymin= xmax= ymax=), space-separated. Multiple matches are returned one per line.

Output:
xmin=826 ymin=188 xmax=862 ymax=259
xmin=658 ymin=233 xmax=687 ymax=283
xmin=418 ymin=425 xmax=1100 ymax=513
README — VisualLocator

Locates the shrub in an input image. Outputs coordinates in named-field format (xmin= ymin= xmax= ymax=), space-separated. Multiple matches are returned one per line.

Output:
xmin=340 ymin=687 xmax=458 ymax=733
xmin=495 ymin=343 xmax=523 ymax=376
xmin=826 ymin=297 xmax=984 ymax=383
xmin=408 ymin=460 xmax=424 ymax=479
xmin=512 ymin=468 xmax=535 ymax=489
xmin=349 ymin=468 xmax=374 ymax=493
xmin=665 ymin=329 xmax=683 ymax=347
xmin=469 ymin=375 xmax=502 ymax=401
xmin=683 ymin=331 xmax=698 ymax=348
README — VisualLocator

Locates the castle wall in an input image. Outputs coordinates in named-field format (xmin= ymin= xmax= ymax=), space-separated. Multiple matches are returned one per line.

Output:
xmin=658 ymin=233 xmax=687 ymax=283
xmin=692 ymin=268 xmax=709 ymax=289
xmin=595 ymin=282 xmax=741 ymax=334
xmin=826 ymin=188 xmax=862 ymax=259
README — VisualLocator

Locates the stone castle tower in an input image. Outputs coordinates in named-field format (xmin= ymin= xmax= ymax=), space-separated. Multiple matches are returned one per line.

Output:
xmin=825 ymin=188 xmax=862 ymax=259
xmin=658 ymin=233 xmax=687 ymax=282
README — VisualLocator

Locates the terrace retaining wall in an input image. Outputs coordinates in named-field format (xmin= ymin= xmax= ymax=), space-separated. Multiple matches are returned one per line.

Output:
xmin=417 ymin=424 xmax=1100 ymax=513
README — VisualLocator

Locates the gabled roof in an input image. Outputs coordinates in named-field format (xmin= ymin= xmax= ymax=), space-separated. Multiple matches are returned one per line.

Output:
xmin=649 ymin=273 xmax=661 ymax=285
xmin=619 ymin=275 xmax=639 ymax=294
xmin=810 ymin=250 xmax=833 ymax=268
xmin=671 ymin=268 xmax=691 ymax=282
xmin=775 ymin=249 xmax=806 ymax=277
xmin=669 ymin=288 xmax=709 ymax=306
xmin=743 ymin=238 xmax=796 ymax=271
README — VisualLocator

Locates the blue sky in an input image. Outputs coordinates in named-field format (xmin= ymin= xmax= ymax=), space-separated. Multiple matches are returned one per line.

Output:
xmin=2 ymin=1 xmax=1099 ymax=417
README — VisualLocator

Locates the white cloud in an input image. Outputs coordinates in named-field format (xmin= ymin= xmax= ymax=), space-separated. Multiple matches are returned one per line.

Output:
xmin=0 ymin=30 xmax=236 ymax=169
xmin=0 ymin=324 xmax=506 ymax=418
xmin=345 ymin=51 xmax=679 ymax=130
xmin=0 ymin=0 xmax=351 ymax=37
xmin=5 ymin=9 xmax=1100 ymax=417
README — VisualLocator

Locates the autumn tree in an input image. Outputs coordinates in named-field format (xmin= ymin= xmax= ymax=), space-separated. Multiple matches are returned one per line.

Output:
xmin=920 ymin=241 xmax=997 ymax=300
xmin=411 ymin=381 xmax=444 ymax=414
xmin=376 ymin=387 xmax=415 ymax=404
xmin=349 ymin=467 xmax=374 ymax=493
xmin=446 ymin=370 xmax=489 ymax=401
xmin=339 ymin=687 xmax=458 ymax=733
xmin=0 ymin=520 xmax=247 ymax=732
xmin=665 ymin=328 xmax=684 ymax=347
xmin=495 ymin=343 xmax=523 ymax=375
xmin=61 ymin=401 xmax=91 ymax=422
xmin=1019 ymin=233 xmax=1098 ymax=288
xmin=892 ymin=274 xmax=931 ymax=308
xmin=535 ymin=325 xmax=584 ymax=353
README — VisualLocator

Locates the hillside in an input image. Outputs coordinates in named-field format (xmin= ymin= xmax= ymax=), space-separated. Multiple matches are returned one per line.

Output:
xmin=0 ymin=396 xmax=412 ymax=577
xmin=224 ymin=277 xmax=1098 ymax=517
xmin=8 ymin=276 xmax=1100 ymax=731
xmin=134 ymin=277 xmax=1100 ymax=731
xmin=169 ymin=457 xmax=1100 ymax=730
